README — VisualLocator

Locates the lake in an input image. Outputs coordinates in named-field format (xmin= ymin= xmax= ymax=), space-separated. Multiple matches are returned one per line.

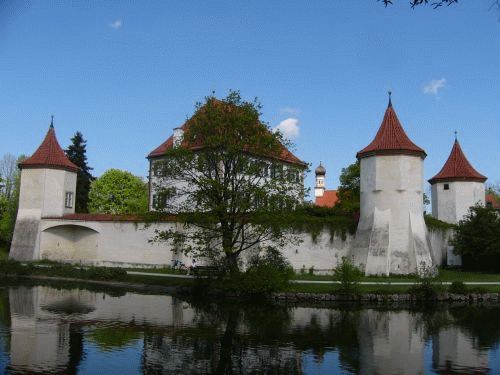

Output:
xmin=0 ymin=280 xmax=499 ymax=374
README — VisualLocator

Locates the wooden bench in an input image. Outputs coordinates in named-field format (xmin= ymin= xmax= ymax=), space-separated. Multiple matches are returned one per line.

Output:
xmin=191 ymin=265 xmax=219 ymax=277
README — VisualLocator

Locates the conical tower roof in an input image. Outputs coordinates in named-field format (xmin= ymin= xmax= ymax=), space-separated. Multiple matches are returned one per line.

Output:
xmin=357 ymin=96 xmax=426 ymax=159
xmin=19 ymin=120 xmax=79 ymax=172
xmin=428 ymin=139 xmax=486 ymax=184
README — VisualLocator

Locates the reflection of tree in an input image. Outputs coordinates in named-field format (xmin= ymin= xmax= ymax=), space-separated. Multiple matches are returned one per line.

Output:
xmin=67 ymin=323 xmax=85 ymax=375
xmin=288 ymin=307 xmax=362 ymax=374
xmin=0 ymin=287 xmax=11 ymax=355
xmin=0 ymin=287 xmax=11 ymax=327
xmin=142 ymin=299 xmax=300 ymax=374
xmin=449 ymin=306 xmax=500 ymax=350
xmin=88 ymin=324 xmax=142 ymax=352
xmin=214 ymin=308 xmax=238 ymax=375
xmin=411 ymin=304 xmax=454 ymax=340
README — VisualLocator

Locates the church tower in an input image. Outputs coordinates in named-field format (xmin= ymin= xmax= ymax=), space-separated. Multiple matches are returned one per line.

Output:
xmin=428 ymin=136 xmax=486 ymax=224
xmin=314 ymin=162 xmax=326 ymax=201
xmin=10 ymin=119 xmax=79 ymax=260
xmin=350 ymin=94 xmax=433 ymax=275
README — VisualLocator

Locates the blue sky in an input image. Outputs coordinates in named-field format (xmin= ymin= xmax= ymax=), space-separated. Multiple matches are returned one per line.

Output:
xmin=1 ymin=0 xmax=499 ymax=200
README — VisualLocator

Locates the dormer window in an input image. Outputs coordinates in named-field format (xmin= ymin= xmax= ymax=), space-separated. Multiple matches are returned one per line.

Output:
xmin=65 ymin=192 xmax=74 ymax=208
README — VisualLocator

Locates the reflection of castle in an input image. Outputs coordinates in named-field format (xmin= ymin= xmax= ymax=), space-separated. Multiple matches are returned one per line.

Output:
xmin=8 ymin=287 xmax=85 ymax=374
xmin=433 ymin=327 xmax=489 ymax=374
xmin=3 ymin=286 xmax=499 ymax=374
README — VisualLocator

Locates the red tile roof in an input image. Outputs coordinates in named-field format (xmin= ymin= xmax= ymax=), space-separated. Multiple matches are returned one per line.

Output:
xmin=315 ymin=190 xmax=338 ymax=208
xmin=428 ymin=139 xmax=487 ymax=184
xmin=357 ymin=101 xmax=426 ymax=159
xmin=486 ymin=195 xmax=500 ymax=209
xmin=148 ymin=99 xmax=306 ymax=167
xmin=19 ymin=124 xmax=79 ymax=172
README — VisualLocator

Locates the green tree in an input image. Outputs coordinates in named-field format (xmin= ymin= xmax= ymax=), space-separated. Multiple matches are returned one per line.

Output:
xmin=335 ymin=160 xmax=360 ymax=219
xmin=151 ymin=91 xmax=307 ymax=274
xmin=0 ymin=155 xmax=25 ymax=252
xmin=451 ymin=204 xmax=500 ymax=272
xmin=66 ymin=132 xmax=94 ymax=213
xmin=88 ymin=169 xmax=148 ymax=214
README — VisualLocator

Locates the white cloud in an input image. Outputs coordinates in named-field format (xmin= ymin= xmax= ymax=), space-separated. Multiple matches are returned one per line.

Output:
xmin=275 ymin=118 xmax=299 ymax=139
xmin=423 ymin=78 xmax=446 ymax=95
xmin=110 ymin=19 xmax=123 ymax=29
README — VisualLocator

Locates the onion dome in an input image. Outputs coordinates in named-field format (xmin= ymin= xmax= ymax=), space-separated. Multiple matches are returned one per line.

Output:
xmin=315 ymin=162 xmax=326 ymax=176
xmin=19 ymin=118 xmax=79 ymax=173
xmin=428 ymin=138 xmax=487 ymax=184
xmin=357 ymin=93 xmax=426 ymax=160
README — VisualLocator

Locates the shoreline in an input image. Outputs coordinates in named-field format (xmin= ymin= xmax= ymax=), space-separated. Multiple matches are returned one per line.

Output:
xmin=4 ymin=274 xmax=500 ymax=308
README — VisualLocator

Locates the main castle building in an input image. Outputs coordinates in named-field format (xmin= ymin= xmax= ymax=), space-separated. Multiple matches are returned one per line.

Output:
xmin=9 ymin=95 xmax=487 ymax=274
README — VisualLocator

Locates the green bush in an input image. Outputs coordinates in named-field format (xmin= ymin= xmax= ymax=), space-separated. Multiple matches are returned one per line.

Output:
xmin=448 ymin=281 xmax=468 ymax=294
xmin=334 ymin=257 xmax=363 ymax=294
xmin=409 ymin=267 xmax=439 ymax=300
xmin=85 ymin=266 xmax=127 ymax=281
xmin=451 ymin=205 xmax=500 ymax=272
xmin=232 ymin=265 xmax=293 ymax=294
xmin=230 ymin=246 xmax=293 ymax=293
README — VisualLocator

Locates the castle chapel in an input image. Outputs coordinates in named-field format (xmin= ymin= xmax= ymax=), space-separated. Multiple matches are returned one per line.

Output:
xmin=9 ymin=95 xmax=487 ymax=274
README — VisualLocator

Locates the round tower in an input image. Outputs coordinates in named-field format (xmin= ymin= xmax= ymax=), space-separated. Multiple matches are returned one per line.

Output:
xmin=428 ymin=136 xmax=487 ymax=224
xmin=10 ymin=119 xmax=79 ymax=260
xmin=314 ymin=162 xmax=326 ymax=200
xmin=350 ymin=94 xmax=433 ymax=275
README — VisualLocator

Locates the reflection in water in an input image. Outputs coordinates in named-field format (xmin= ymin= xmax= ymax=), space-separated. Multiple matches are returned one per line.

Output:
xmin=0 ymin=282 xmax=500 ymax=374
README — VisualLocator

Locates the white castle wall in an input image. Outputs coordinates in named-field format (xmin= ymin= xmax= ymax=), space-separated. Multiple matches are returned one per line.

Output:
xmin=34 ymin=218 xmax=449 ymax=273
xmin=39 ymin=219 xmax=174 ymax=267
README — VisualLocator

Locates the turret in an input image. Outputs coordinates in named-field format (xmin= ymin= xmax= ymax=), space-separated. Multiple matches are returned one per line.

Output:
xmin=314 ymin=162 xmax=326 ymax=200
xmin=10 ymin=119 xmax=79 ymax=260
xmin=429 ymin=136 xmax=486 ymax=224
xmin=350 ymin=93 xmax=433 ymax=275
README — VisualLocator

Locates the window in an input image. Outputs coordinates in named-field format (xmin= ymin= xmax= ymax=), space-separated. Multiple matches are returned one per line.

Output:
xmin=444 ymin=184 xmax=449 ymax=190
xmin=65 ymin=192 xmax=74 ymax=208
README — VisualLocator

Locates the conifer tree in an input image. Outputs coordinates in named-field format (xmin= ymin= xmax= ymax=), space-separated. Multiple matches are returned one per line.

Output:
xmin=66 ymin=132 xmax=94 ymax=213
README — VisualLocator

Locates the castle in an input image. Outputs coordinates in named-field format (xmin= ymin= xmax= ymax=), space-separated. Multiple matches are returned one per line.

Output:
xmin=9 ymin=95 xmax=486 ymax=275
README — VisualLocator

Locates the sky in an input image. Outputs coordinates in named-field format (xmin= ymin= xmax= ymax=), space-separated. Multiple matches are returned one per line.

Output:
xmin=1 ymin=0 xmax=500 ymax=201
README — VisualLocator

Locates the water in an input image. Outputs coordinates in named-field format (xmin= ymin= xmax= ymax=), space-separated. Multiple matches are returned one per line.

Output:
xmin=0 ymin=281 xmax=500 ymax=374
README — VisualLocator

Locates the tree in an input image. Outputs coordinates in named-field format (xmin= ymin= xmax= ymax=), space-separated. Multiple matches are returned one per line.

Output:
xmin=378 ymin=0 xmax=458 ymax=9
xmin=451 ymin=204 xmax=500 ymax=272
xmin=66 ymin=132 xmax=94 ymax=213
xmin=88 ymin=169 xmax=148 ymax=214
xmin=150 ymin=91 xmax=307 ymax=274
xmin=0 ymin=154 xmax=25 ymax=251
xmin=334 ymin=160 xmax=360 ymax=219
xmin=0 ymin=153 xmax=17 ymax=200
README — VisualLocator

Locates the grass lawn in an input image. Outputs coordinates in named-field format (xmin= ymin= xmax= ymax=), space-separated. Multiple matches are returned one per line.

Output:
xmin=4 ymin=259 xmax=500 ymax=295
